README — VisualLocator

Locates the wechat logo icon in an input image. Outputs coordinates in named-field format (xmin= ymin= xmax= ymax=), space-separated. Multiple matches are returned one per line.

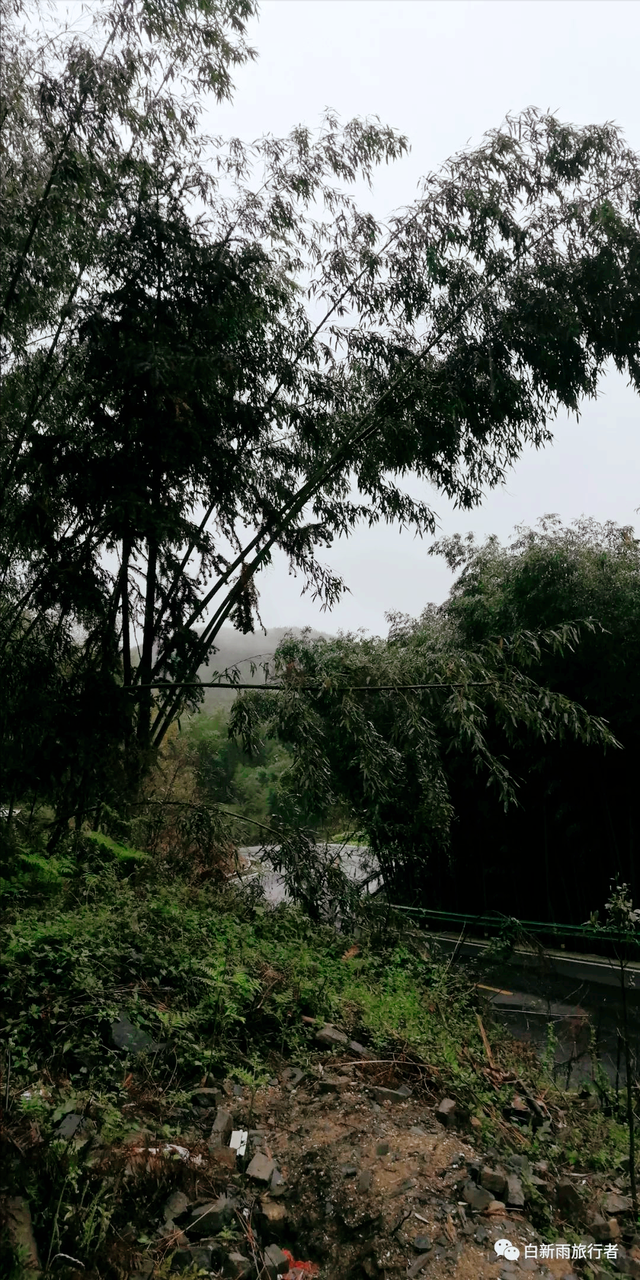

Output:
xmin=495 ymin=1239 xmax=521 ymax=1261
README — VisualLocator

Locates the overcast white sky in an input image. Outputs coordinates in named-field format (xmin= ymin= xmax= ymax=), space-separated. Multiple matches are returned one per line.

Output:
xmin=201 ymin=0 xmax=640 ymax=635
xmin=206 ymin=0 xmax=640 ymax=635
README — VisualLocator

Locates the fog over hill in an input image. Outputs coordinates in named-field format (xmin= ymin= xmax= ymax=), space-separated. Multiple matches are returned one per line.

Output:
xmin=195 ymin=625 xmax=330 ymax=713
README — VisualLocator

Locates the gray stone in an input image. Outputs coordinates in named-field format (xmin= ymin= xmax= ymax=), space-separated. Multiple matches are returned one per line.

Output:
xmin=506 ymin=1175 xmax=525 ymax=1209
xmin=258 ymin=1196 xmax=288 ymax=1236
xmin=556 ymin=1179 xmax=583 ymax=1216
xmin=246 ymin=1151 xmax=276 ymax=1183
xmin=315 ymin=1023 xmax=348 ymax=1047
xmin=341 ymin=1164 xmax=358 ymax=1177
xmin=412 ymin=1235 xmax=431 ymax=1251
xmin=56 ymin=1112 xmax=85 ymax=1140
xmin=588 ymin=1210 xmax=608 ymax=1230
xmin=163 ymin=1191 xmax=189 ymax=1223
xmin=209 ymin=1106 xmax=234 ymax=1145
xmin=358 ymin=1168 xmax=373 ymax=1193
xmin=319 ymin=1075 xmax=351 ymax=1094
xmin=480 ymin=1167 xmax=508 ymax=1199
xmin=348 ymin=1039 xmax=375 ymax=1059
xmin=408 ymin=1254 xmax=432 ymax=1278
xmin=188 ymin=1196 xmax=235 ymax=1237
xmin=435 ymin=1098 xmax=457 ymax=1126
xmin=462 ymin=1180 xmax=493 ymax=1212
xmin=282 ymin=1067 xmax=305 ymax=1089
xmin=603 ymin=1191 xmax=631 ymax=1215
xmin=111 ymin=1013 xmax=160 ymax=1055
xmin=376 ymin=1141 xmax=390 ymax=1156
xmin=372 ymin=1085 xmax=411 ymax=1103
xmin=263 ymin=1243 xmax=289 ymax=1279
xmin=224 ymin=1252 xmax=253 ymax=1278
xmin=270 ymin=1168 xmax=286 ymax=1195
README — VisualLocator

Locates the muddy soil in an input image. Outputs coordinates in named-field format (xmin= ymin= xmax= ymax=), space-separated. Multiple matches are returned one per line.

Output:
xmin=143 ymin=1051 xmax=635 ymax=1280
xmin=244 ymin=1065 xmax=586 ymax=1280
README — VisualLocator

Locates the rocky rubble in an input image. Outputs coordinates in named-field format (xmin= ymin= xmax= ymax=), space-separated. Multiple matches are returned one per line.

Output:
xmin=111 ymin=1032 xmax=640 ymax=1280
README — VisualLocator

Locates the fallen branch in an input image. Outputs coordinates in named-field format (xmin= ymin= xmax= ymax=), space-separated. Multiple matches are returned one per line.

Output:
xmin=476 ymin=1013 xmax=496 ymax=1069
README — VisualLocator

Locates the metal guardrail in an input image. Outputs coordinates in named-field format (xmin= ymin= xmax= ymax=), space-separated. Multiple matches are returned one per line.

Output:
xmin=371 ymin=901 xmax=640 ymax=949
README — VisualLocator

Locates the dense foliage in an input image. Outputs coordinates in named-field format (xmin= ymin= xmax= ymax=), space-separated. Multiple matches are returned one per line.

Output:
xmin=430 ymin=517 xmax=640 ymax=923
xmin=3 ymin=0 xmax=640 ymax=832
xmin=229 ymin=603 xmax=619 ymax=911
xmin=232 ymin=519 xmax=640 ymax=923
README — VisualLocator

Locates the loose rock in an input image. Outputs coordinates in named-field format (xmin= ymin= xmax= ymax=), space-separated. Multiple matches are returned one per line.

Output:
xmin=435 ymin=1098 xmax=457 ymax=1126
xmin=556 ymin=1179 xmax=583 ymax=1217
xmin=348 ymin=1039 xmax=375 ymax=1059
xmin=282 ymin=1067 xmax=305 ymax=1089
xmin=209 ymin=1106 xmax=234 ymax=1145
xmin=188 ymin=1196 xmax=235 ymax=1237
xmin=480 ymin=1167 xmax=508 ymax=1199
xmin=603 ymin=1191 xmax=631 ymax=1214
xmin=408 ymin=1254 xmax=431 ymax=1278
xmin=372 ymin=1085 xmax=412 ymax=1104
xmin=462 ymin=1180 xmax=494 ymax=1212
xmin=56 ymin=1112 xmax=85 ymax=1140
xmin=412 ymin=1234 xmax=431 ymax=1251
xmin=246 ymin=1151 xmax=277 ymax=1183
xmin=263 ymin=1243 xmax=289 ymax=1278
xmin=506 ymin=1174 xmax=525 ymax=1209
xmin=259 ymin=1196 xmax=288 ymax=1236
xmin=224 ymin=1252 xmax=253 ymax=1278
xmin=319 ymin=1075 xmax=352 ymax=1094
xmin=315 ymin=1024 xmax=348 ymax=1048
xmin=163 ymin=1190 xmax=189 ymax=1223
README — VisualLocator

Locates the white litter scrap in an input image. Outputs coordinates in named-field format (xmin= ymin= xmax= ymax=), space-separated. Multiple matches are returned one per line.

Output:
xmin=229 ymin=1129 xmax=248 ymax=1157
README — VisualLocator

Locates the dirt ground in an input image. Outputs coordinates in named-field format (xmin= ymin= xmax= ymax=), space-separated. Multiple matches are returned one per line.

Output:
xmin=199 ymin=1058 xmax=601 ymax=1280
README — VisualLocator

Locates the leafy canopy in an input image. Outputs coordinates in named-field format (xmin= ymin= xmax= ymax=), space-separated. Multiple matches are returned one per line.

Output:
xmin=229 ymin=613 xmax=619 ymax=911
xmin=2 ymin=0 xmax=640 ymax=825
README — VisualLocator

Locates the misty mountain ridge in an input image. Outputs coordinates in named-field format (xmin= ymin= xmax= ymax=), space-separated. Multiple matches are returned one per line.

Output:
xmin=195 ymin=624 xmax=330 ymax=710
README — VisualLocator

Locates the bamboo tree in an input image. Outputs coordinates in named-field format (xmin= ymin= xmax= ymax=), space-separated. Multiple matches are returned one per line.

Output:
xmin=2 ymin=0 xmax=640 ymax=824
